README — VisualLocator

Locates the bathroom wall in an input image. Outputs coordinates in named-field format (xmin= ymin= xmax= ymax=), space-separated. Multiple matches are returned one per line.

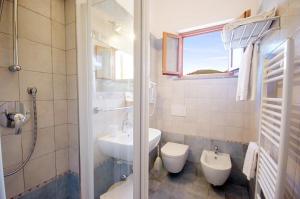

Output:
xmin=257 ymin=0 xmax=300 ymax=198
xmin=153 ymin=75 xmax=257 ymax=143
xmin=150 ymin=32 xmax=257 ymax=143
xmin=0 ymin=0 xmax=79 ymax=198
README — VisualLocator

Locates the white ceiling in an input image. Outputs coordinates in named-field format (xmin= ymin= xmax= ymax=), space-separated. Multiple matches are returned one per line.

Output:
xmin=150 ymin=0 xmax=261 ymax=38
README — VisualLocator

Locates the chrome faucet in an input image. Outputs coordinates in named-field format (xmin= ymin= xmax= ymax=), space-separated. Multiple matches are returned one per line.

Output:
xmin=214 ymin=146 xmax=219 ymax=154
xmin=121 ymin=111 xmax=130 ymax=134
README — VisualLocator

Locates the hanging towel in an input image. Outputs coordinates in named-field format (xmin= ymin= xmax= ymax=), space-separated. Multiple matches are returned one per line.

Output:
xmin=250 ymin=43 xmax=259 ymax=101
xmin=243 ymin=142 xmax=259 ymax=180
xmin=236 ymin=44 xmax=254 ymax=101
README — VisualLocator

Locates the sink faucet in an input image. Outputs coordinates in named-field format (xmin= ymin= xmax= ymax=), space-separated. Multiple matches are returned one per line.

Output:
xmin=122 ymin=111 xmax=131 ymax=134
xmin=214 ymin=146 xmax=219 ymax=154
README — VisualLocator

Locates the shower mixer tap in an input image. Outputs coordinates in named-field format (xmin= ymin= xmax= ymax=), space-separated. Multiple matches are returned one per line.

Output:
xmin=0 ymin=102 xmax=30 ymax=135
xmin=0 ymin=87 xmax=36 ymax=135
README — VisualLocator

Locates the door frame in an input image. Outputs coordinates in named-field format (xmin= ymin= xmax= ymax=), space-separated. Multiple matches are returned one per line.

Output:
xmin=76 ymin=0 xmax=149 ymax=198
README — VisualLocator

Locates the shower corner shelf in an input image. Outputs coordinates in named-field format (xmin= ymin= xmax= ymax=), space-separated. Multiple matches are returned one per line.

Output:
xmin=222 ymin=16 xmax=280 ymax=50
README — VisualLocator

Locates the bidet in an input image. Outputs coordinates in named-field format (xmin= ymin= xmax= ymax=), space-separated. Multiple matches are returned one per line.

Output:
xmin=200 ymin=150 xmax=232 ymax=186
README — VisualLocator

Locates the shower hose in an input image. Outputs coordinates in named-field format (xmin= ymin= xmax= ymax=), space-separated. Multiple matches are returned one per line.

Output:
xmin=4 ymin=87 xmax=38 ymax=177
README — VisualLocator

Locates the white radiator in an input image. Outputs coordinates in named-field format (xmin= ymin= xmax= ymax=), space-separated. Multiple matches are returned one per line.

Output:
xmin=255 ymin=38 xmax=295 ymax=199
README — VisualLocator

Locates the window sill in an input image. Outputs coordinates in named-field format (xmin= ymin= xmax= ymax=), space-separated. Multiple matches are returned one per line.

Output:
xmin=177 ymin=72 xmax=238 ymax=80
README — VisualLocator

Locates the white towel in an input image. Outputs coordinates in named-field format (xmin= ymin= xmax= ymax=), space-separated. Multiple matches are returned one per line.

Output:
xmin=236 ymin=44 xmax=254 ymax=101
xmin=243 ymin=142 xmax=259 ymax=180
xmin=250 ymin=43 xmax=259 ymax=101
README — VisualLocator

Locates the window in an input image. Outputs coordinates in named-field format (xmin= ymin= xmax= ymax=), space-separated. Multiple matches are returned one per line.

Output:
xmin=162 ymin=24 xmax=243 ymax=77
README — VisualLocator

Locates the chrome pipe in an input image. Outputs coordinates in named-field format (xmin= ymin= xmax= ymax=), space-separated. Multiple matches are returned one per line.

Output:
xmin=0 ymin=0 xmax=4 ymax=22
xmin=8 ymin=0 xmax=21 ymax=72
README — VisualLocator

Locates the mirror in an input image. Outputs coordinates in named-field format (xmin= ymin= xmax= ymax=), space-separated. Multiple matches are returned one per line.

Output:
xmin=92 ymin=0 xmax=134 ymax=81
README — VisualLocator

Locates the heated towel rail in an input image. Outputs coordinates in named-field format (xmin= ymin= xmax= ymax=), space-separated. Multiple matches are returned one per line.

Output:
xmin=255 ymin=38 xmax=294 ymax=199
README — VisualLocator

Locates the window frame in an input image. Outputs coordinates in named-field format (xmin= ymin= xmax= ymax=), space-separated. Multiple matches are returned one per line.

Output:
xmin=162 ymin=24 xmax=237 ymax=78
xmin=162 ymin=32 xmax=183 ymax=76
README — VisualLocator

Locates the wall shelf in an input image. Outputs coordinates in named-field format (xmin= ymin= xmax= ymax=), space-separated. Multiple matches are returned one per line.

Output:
xmin=222 ymin=16 xmax=280 ymax=50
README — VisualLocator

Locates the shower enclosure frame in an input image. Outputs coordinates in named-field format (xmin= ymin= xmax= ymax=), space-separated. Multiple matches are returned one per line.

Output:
xmin=76 ymin=0 xmax=150 ymax=198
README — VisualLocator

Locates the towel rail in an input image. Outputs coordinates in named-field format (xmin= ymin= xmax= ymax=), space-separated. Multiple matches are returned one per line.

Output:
xmin=255 ymin=39 xmax=294 ymax=199
xmin=261 ymin=120 xmax=280 ymax=134
xmin=264 ymin=74 xmax=284 ymax=83
xmin=268 ymin=51 xmax=284 ymax=65
xmin=261 ymin=114 xmax=281 ymax=126
xmin=265 ymin=67 xmax=284 ymax=78
xmin=262 ymin=97 xmax=282 ymax=103
xmin=262 ymin=108 xmax=282 ymax=118
xmin=262 ymin=102 xmax=282 ymax=111
xmin=258 ymin=166 xmax=276 ymax=192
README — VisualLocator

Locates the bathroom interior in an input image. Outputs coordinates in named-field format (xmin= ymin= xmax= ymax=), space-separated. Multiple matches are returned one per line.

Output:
xmin=0 ymin=0 xmax=299 ymax=199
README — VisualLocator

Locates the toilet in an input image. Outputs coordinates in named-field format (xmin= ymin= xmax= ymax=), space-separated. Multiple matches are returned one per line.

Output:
xmin=200 ymin=150 xmax=232 ymax=186
xmin=161 ymin=142 xmax=189 ymax=173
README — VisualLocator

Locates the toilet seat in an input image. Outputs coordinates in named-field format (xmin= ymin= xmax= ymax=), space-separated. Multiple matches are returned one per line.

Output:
xmin=161 ymin=142 xmax=189 ymax=158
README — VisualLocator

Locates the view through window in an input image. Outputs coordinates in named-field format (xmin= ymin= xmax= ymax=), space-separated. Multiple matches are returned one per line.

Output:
xmin=183 ymin=31 xmax=229 ymax=75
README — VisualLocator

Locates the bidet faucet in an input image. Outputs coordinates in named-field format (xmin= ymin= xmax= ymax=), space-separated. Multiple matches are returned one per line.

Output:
xmin=214 ymin=146 xmax=219 ymax=154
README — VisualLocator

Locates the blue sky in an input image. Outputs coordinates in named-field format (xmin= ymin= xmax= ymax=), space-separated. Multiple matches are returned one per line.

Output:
xmin=183 ymin=31 xmax=228 ymax=74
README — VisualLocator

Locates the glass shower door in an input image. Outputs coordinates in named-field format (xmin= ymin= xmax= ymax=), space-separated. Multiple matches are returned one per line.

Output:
xmin=89 ymin=0 xmax=136 ymax=198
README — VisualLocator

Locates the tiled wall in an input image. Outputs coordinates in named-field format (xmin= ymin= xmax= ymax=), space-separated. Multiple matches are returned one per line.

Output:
xmin=258 ymin=0 xmax=300 ymax=198
xmin=0 ymin=0 xmax=79 ymax=198
xmin=150 ymin=37 xmax=257 ymax=144
xmin=65 ymin=0 xmax=80 ymax=175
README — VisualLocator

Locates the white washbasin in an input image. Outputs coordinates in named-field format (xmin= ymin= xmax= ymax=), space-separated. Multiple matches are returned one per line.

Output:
xmin=97 ymin=128 xmax=161 ymax=162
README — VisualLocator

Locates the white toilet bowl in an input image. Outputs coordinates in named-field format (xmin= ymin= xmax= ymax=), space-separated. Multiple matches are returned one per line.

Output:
xmin=200 ymin=150 xmax=231 ymax=186
xmin=161 ymin=142 xmax=189 ymax=173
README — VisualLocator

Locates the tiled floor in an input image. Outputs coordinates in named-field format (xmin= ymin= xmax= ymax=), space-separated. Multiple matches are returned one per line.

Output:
xmin=149 ymin=163 xmax=249 ymax=199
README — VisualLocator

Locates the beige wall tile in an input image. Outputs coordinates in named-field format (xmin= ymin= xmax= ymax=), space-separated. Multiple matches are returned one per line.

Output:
xmin=0 ymin=1 xmax=13 ymax=34
xmin=56 ymin=149 xmax=69 ymax=175
xmin=68 ymin=124 xmax=78 ymax=147
xmin=37 ymin=101 xmax=54 ymax=128
xmin=19 ymin=0 xmax=51 ymax=17
xmin=65 ymin=0 xmax=75 ymax=24
xmin=68 ymin=100 xmax=78 ymax=124
xmin=66 ymin=22 xmax=76 ymax=50
xmin=4 ymin=170 xmax=24 ymax=198
xmin=0 ymin=33 xmax=13 ymax=67
xmin=22 ymin=127 xmax=55 ymax=160
xmin=69 ymin=147 xmax=79 ymax=173
xmin=51 ymin=0 xmax=65 ymax=24
xmin=0 ymin=68 xmax=19 ymax=101
xmin=54 ymin=100 xmax=68 ymax=125
xmin=19 ymin=71 xmax=53 ymax=101
xmin=53 ymin=74 xmax=67 ymax=99
xmin=24 ymin=153 xmax=56 ymax=189
xmin=209 ymin=125 xmax=226 ymax=140
xmin=19 ymin=7 xmax=51 ymax=45
xmin=55 ymin=124 xmax=69 ymax=150
xmin=19 ymin=39 xmax=52 ymax=73
xmin=52 ymin=48 xmax=66 ymax=74
xmin=20 ymin=100 xmax=54 ymax=131
xmin=52 ymin=21 xmax=66 ymax=50
xmin=67 ymin=75 xmax=77 ymax=99
xmin=1 ymin=134 xmax=22 ymax=169
xmin=66 ymin=49 xmax=77 ymax=75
